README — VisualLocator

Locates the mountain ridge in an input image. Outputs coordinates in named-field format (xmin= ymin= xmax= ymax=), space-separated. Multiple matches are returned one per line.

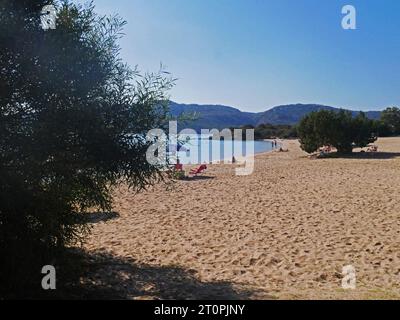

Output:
xmin=169 ymin=101 xmax=381 ymax=130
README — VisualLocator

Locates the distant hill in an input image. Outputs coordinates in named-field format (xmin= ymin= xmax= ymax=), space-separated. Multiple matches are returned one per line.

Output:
xmin=169 ymin=101 xmax=381 ymax=131
xmin=255 ymin=104 xmax=381 ymax=126
xmin=169 ymin=102 xmax=256 ymax=131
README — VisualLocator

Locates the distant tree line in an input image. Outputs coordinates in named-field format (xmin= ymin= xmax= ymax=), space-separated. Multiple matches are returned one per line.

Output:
xmin=230 ymin=124 xmax=298 ymax=140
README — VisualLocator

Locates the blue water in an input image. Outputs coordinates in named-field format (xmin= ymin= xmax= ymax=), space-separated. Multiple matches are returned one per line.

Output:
xmin=173 ymin=137 xmax=275 ymax=164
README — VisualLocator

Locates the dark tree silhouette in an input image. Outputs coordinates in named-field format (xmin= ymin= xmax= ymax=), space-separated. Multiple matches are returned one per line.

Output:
xmin=0 ymin=0 xmax=174 ymax=298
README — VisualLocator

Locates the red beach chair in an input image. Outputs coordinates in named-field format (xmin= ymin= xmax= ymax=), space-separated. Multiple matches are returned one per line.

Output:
xmin=189 ymin=164 xmax=207 ymax=176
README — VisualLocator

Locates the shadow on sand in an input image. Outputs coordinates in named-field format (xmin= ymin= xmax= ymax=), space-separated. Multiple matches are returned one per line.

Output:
xmin=56 ymin=249 xmax=257 ymax=300
xmin=315 ymin=152 xmax=400 ymax=160
xmin=84 ymin=211 xmax=120 ymax=224
xmin=342 ymin=152 xmax=400 ymax=160
xmin=181 ymin=175 xmax=215 ymax=182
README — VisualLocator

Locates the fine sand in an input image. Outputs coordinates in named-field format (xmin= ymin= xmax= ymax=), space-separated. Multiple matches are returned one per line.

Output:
xmin=82 ymin=137 xmax=400 ymax=300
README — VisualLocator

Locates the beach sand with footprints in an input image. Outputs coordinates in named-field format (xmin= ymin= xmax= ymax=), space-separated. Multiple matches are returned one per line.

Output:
xmin=82 ymin=137 xmax=400 ymax=300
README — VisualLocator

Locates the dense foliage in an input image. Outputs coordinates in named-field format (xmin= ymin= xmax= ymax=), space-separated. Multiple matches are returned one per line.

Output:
xmin=297 ymin=110 xmax=377 ymax=154
xmin=380 ymin=107 xmax=400 ymax=136
xmin=0 ymin=0 xmax=173 ymax=298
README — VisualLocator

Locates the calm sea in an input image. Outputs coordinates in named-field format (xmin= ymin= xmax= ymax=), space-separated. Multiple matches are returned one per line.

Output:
xmin=173 ymin=136 xmax=276 ymax=164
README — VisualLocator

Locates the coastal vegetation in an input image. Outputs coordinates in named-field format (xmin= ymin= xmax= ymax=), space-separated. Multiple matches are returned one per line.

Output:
xmin=0 ymin=0 xmax=173 ymax=298
xmin=297 ymin=110 xmax=377 ymax=154
xmin=230 ymin=124 xmax=298 ymax=140
xmin=380 ymin=107 xmax=400 ymax=136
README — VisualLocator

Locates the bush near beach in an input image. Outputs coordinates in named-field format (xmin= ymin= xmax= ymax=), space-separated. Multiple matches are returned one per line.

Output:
xmin=380 ymin=107 xmax=400 ymax=136
xmin=297 ymin=110 xmax=377 ymax=154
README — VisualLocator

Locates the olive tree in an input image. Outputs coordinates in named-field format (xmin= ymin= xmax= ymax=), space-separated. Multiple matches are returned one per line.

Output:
xmin=0 ymin=0 xmax=174 ymax=297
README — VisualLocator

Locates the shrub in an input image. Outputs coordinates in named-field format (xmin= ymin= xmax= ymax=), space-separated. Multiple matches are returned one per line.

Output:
xmin=381 ymin=107 xmax=400 ymax=136
xmin=297 ymin=110 xmax=377 ymax=154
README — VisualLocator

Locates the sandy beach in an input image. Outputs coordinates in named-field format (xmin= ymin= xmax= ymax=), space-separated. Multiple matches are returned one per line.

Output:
xmin=82 ymin=137 xmax=400 ymax=300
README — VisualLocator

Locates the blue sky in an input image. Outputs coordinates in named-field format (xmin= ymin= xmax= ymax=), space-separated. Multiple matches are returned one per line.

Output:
xmin=91 ymin=0 xmax=399 ymax=112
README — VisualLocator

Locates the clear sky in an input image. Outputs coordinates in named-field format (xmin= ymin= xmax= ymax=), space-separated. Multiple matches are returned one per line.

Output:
xmin=90 ymin=0 xmax=399 ymax=112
